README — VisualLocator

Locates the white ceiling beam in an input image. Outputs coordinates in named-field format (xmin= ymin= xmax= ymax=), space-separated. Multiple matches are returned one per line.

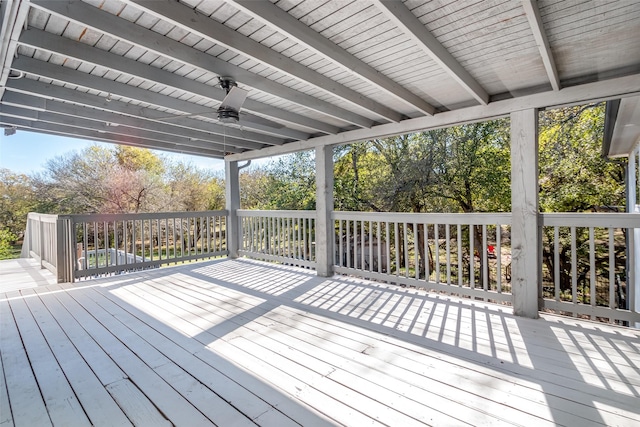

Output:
xmin=0 ymin=0 xmax=29 ymax=100
xmin=372 ymin=0 xmax=489 ymax=105
xmin=521 ymin=0 xmax=561 ymax=91
xmin=123 ymin=0 xmax=402 ymax=124
xmin=0 ymin=103 xmax=237 ymax=153
xmin=230 ymin=0 xmax=436 ymax=116
xmin=0 ymin=116 xmax=226 ymax=158
xmin=1 ymin=91 xmax=262 ymax=152
xmin=19 ymin=28 xmax=340 ymax=135
xmin=227 ymin=73 xmax=640 ymax=161
xmin=11 ymin=56 xmax=311 ymax=141
xmin=30 ymin=0 xmax=378 ymax=128
xmin=5 ymin=77 xmax=286 ymax=147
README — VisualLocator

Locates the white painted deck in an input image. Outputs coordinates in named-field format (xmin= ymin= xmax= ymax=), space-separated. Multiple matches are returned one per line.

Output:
xmin=0 ymin=258 xmax=57 ymax=292
xmin=1 ymin=258 xmax=639 ymax=426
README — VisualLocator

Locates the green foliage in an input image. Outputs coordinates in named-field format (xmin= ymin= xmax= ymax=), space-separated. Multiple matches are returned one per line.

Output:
xmin=115 ymin=146 xmax=165 ymax=175
xmin=332 ymin=119 xmax=511 ymax=214
xmin=263 ymin=151 xmax=317 ymax=210
xmin=539 ymin=103 xmax=625 ymax=212
xmin=165 ymin=161 xmax=225 ymax=211
xmin=0 ymin=229 xmax=18 ymax=260
xmin=240 ymin=168 xmax=274 ymax=209
xmin=0 ymin=168 xmax=37 ymax=240
xmin=2 ymin=144 xmax=224 ymax=222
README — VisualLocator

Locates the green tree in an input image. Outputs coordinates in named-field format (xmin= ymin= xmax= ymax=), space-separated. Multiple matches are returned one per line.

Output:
xmin=539 ymin=103 xmax=625 ymax=212
xmin=166 ymin=162 xmax=225 ymax=211
xmin=264 ymin=151 xmax=317 ymax=210
xmin=115 ymin=146 xmax=165 ymax=175
xmin=0 ymin=168 xmax=37 ymax=240
xmin=538 ymin=104 xmax=626 ymax=295
xmin=0 ymin=229 xmax=17 ymax=260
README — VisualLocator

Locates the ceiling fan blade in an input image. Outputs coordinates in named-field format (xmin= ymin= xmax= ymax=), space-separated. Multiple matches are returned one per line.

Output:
xmin=220 ymin=86 xmax=248 ymax=112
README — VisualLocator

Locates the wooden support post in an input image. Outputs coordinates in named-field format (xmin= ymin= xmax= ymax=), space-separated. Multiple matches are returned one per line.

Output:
xmin=56 ymin=217 xmax=74 ymax=283
xmin=627 ymin=146 xmax=639 ymax=326
xmin=316 ymin=145 xmax=334 ymax=277
xmin=225 ymin=159 xmax=240 ymax=259
xmin=510 ymin=108 xmax=540 ymax=318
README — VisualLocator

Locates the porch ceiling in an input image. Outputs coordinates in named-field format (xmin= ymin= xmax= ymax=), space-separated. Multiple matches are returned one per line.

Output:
xmin=1 ymin=0 xmax=639 ymax=160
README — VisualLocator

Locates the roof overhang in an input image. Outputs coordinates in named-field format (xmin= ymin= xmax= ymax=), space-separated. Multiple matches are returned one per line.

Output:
xmin=1 ymin=1 xmax=639 ymax=160
xmin=604 ymin=96 xmax=640 ymax=158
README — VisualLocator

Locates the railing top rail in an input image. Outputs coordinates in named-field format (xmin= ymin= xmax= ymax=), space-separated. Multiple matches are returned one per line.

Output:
xmin=27 ymin=212 xmax=59 ymax=223
xmin=60 ymin=210 xmax=228 ymax=222
xmin=238 ymin=209 xmax=316 ymax=219
xmin=541 ymin=212 xmax=640 ymax=227
xmin=332 ymin=211 xmax=512 ymax=225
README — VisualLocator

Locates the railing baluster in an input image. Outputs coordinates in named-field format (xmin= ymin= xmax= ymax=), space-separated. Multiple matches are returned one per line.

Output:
xmin=554 ymin=226 xmax=560 ymax=301
xmin=589 ymin=227 xmax=596 ymax=318
xmin=446 ymin=225 xmax=451 ymax=285
xmin=376 ymin=221 xmax=382 ymax=274
xmin=571 ymin=226 xmax=577 ymax=313
xmin=93 ymin=221 xmax=98 ymax=268
xmin=360 ymin=220 xmax=366 ymax=270
xmin=394 ymin=221 xmax=399 ymax=278
xmin=338 ymin=219 xmax=343 ymax=267
xmin=457 ymin=224 xmax=462 ymax=287
xmin=609 ymin=227 xmax=615 ymax=317
xmin=347 ymin=220 xmax=351 ymax=269
xmin=435 ymin=223 xmax=440 ymax=284
xmin=414 ymin=222 xmax=419 ymax=280
xmin=496 ymin=224 xmax=502 ymax=293
xmin=482 ymin=224 xmax=488 ymax=292
xmin=469 ymin=225 xmax=474 ymax=289
xmin=425 ymin=223 xmax=430 ymax=281
xmin=403 ymin=222 xmax=409 ymax=277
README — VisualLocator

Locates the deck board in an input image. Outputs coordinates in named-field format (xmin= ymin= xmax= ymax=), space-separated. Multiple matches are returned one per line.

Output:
xmin=1 ymin=258 xmax=639 ymax=426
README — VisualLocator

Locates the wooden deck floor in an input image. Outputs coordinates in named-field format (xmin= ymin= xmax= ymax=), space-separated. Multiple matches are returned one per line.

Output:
xmin=0 ymin=258 xmax=57 ymax=292
xmin=1 ymin=258 xmax=639 ymax=426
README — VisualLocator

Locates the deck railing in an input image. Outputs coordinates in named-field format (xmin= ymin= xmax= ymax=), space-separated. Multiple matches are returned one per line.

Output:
xmin=20 ymin=209 xmax=640 ymax=325
xmin=20 ymin=212 xmax=73 ymax=282
xmin=238 ymin=210 xmax=316 ymax=269
xmin=332 ymin=211 xmax=513 ymax=303
xmin=540 ymin=213 xmax=640 ymax=324
xmin=21 ymin=210 xmax=228 ymax=282
xmin=69 ymin=211 xmax=228 ymax=279
xmin=237 ymin=210 xmax=639 ymax=325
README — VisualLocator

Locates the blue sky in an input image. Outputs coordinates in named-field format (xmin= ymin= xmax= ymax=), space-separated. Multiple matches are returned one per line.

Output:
xmin=0 ymin=130 xmax=226 ymax=175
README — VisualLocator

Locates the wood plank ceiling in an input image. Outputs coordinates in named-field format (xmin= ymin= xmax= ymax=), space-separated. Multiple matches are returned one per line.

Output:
xmin=0 ymin=0 xmax=639 ymax=159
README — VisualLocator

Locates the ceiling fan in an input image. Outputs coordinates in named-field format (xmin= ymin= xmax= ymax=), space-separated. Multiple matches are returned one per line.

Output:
xmin=151 ymin=77 xmax=249 ymax=124
xmin=216 ymin=77 xmax=248 ymax=123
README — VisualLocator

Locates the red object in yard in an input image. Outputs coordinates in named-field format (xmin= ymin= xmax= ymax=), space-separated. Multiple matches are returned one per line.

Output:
xmin=487 ymin=245 xmax=496 ymax=258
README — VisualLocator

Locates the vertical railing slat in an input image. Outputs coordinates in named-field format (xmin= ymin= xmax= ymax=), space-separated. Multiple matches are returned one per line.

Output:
xmin=609 ymin=227 xmax=615 ymax=318
xmin=571 ymin=226 xmax=577 ymax=314
xmin=496 ymin=224 xmax=502 ymax=293
xmin=446 ymin=225 xmax=451 ymax=285
xmin=589 ymin=227 xmax=596 ymax=317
